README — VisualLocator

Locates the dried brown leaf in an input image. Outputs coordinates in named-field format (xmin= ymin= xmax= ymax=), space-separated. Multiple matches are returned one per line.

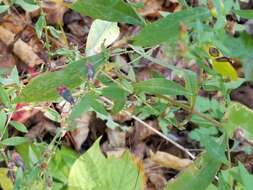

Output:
xmin=150 ymin=151 xmax=192 ymax=170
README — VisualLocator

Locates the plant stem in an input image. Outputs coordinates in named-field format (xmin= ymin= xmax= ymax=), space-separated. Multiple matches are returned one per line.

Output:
xmin=100 ymin=96 xmax=195 ymax=159
xmin=159 ymin=95 xmax=222 ymax=127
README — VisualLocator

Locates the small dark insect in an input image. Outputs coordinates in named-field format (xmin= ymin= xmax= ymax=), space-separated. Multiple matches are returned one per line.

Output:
xmin=57 ymin=85 xmax=75 ymax=105
xmin=12 ymin=152 xmax=25 ymax=171
xmin=87 ymin=63 xmax=94 ymax=81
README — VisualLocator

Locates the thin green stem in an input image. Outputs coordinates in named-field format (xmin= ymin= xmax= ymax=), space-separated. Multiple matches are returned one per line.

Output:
xmin=159 ymin=95 xmax=222 ymax=127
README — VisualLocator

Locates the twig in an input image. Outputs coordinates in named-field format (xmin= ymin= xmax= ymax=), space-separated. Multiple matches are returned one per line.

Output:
xmin=100 ymin=96 xmax=195 ymax=159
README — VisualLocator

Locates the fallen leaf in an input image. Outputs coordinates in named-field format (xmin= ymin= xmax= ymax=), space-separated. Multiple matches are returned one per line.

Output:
xmin=70 ymin=112 xmax=92 ymax=151
xmin=150 ymin=151 xmax=192 ymax=170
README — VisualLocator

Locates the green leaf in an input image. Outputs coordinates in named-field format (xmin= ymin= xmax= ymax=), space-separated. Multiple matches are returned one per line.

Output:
xmin=68 ymin=137 xmax=144 ymax=190
xmin=134 ymin=78 xmax=192 ymax=96
xmin=0 ymin=168 xmax=13 ymax=190
xmin=191 ymin=115 xmax=214 ymax=127
xmin=14 ymin=0 xmax=39 ymax=12
xmin=85 ymin=94 xmax=108 ymax=116
xmin=202 ymin=137 xmax=228 ymax=164
xmin=47 ymin=26 xmax=62 ymax=39
xmin=0 ymin=86 xmax=10 ymax=107
xmin=43 ymin=108 xmax=61 ymax=122
xmin=14 ymin=53 xmax=106 ymax=103
xmin=68 ymin=93 xmax=107 ymax=118
xmin=0 ymin=5 xmax=9 ymax=14
xmin=16 ymin=143 xmax=45 ymax=169
xmin=190 ymin=128 xmax=227 ymax=164
xmin=68 ymin=95 xmax=91 ymax=123
xmin=230 ymin=163 xmax=253 ymax=190
xmin=49 ymin=147 xmax=78 ymax=184
xmin=165 ymin=152 xmax=222 ymax=190
xmin=223 ymin=102 xmax=253 ymax=140
xmin=134 ymin=7 xmax=211 ymax=46
xmin=86 ymin=19 xmax=120 ymax=56
xmin=234 ymin=10 xmax=253 ymax=19
xmin=0 ymin=111 xmax=7 ymax=134
xmin=10 ymin=66 xmax=20 ymax=85
xmin=1 ymin=137 xmax=29 ymax=146
xmin=70 ymin=0 xmax=144 ymax=26
xmin=10 ymin=121 xmax=28 ymax=133
xmin=101 ymin=86 xmax=128 ymax=113
xmin=35 ymin=14 xmax=46 ymax=39
xmin=207 ymin=184 xmax=218 ymax=190
xmin=183 ymin=70 xmax=198 ymax=106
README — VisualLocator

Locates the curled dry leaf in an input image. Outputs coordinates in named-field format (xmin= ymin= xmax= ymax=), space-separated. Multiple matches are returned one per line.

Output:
xmin=69 ymin=112 xmax=93 ymax=151
xmin=150 ymin=151 xmax=192 ymax=170
xmin=133 ymin=119 xmax=159 ymax=142
xmin=230 ymin=81 xmax=253 ymax=109
xmin=11 ymin=103 xmax=40 ymax=123
xmin=112 ymin=105 xmax=134 ymax=122
xmin=0 ymin=15 xmax=46 ymax=67
xmin=107 ymin=129 xmax=126 ymax=148
xmin=132 ymin=142 xmax=147 ymax=159
xmin=148 ymin=173 xmax=167 ymax=190
xmin=67 ymin=22 xmax=87 ymax=37
xmin=103 ymin=129 xmax=127 ymax=158
xmin=0 ymin=14 xmax=47 ymax=68
xmin=26 ymin=120 xmax=57 ymax=139
xmin=144 ymin=158 xmax=167 ymax=189
xmin=30 ymin=0 xmax=67 ymax=24
xmin=137 ymin=0 xmax=164 ymax=17
xmin=0 ymin=41 xmax=17 ymax=68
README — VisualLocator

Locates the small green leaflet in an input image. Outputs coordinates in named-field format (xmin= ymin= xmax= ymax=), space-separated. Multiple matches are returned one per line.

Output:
xmin=14 ymin=0 xmax=39 ymax=12
xmin=1 ymin=137 xmax=29 ymax=146
xmin=35 ymin=15 xmax=46 ymax=39
xmin=10 ymin=121 xmax=28 ymax=133
xmin=134 ymin=78 xmax=192 ymax=96
xmin=0 ymin=5 xmax=9 ymax=14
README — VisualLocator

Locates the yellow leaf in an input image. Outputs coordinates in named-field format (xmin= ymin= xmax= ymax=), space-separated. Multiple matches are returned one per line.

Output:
xmin=0 ymin=168 xmax=13 ymax=190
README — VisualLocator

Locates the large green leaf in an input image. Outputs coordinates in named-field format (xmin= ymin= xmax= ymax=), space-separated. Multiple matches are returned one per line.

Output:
xmin=223 ymin=102 xmax=253 ymax=140
xmin=14 ymin=53 xmax=106 ymax=103
xmin=165 ymin=152 xmax=222 ymax=190
xmin=133 ymin=78 xmax=192 ymax=96
xmin=134 ymin=7 xmax=211 ymax=46
xmin=68 ymin=138 xmax=144 ymax=190
xmin=70 ymin=0 xmax=144 ymax=26
xmin=234 ymin=10 xmax=253 ymax=19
